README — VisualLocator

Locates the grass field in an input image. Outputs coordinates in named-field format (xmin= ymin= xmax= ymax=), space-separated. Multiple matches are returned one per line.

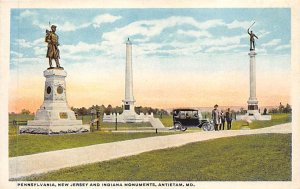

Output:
xmin=231 ymin=113 xmax=291 ymax=130
xmin=8 ymin=114 xmax=178 ymax=157
xmin=8 ymin=113 xmax=291 ymax=157
xmin=24 ymin=133 xmax=291 ymax=181
xmin=9 ymin=131 xmax=179 ymax=157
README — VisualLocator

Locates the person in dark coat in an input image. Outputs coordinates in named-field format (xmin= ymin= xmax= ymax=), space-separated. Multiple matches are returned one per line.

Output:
xmin=225 ymin=108 xmax=232 ymax=130
xmin=212 ymin=104 xmax=220 ymax=131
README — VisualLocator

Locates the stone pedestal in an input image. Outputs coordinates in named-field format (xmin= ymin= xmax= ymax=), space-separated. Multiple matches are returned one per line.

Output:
xmin=20 ymin=68 xmax=90 ymax=134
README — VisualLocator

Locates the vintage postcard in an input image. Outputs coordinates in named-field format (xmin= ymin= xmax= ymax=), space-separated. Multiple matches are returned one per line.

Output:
xmin=1 ymin=0 xmax=300 ymax=189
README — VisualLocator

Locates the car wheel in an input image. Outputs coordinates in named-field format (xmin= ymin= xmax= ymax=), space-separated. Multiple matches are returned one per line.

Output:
xmin=208 ymin=123 xmax=215 ymax=131
xmin=174 ymin=123 xmax=181 ymax=130
xmin=202 ymin=122 xmax=214 ymax=131
xmin=180 ymin=126 xmax=187 ymax=132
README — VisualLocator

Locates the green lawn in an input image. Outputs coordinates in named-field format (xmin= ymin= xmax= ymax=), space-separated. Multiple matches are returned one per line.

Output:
xmin=231 ymin=113 xmax=291 ymax=130
xmin=24 ymin=133 xmax=291 ymax=181
xmin=9 ymin=114 xmax=34 ymax=136
xmin=8 ymin=113 xmax=291 ymax=157
xmin=9 ymin=131 xmax=179 ymax=157
xmin=155 ymin=114 xmax=173 ymax=127
xmin=8 ymin=114 xmax=176 ymax=157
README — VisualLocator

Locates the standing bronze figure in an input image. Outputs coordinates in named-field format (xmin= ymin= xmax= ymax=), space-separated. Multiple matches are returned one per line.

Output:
xmin=247 ymin=23 xmax=258 ymax=51
xmin=45 ymin=25 xmax=61 ymax=68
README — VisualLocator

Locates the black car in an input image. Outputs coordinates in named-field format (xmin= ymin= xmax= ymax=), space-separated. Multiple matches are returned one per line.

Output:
xmin=172 ymin=109 xmax=214 ymax=131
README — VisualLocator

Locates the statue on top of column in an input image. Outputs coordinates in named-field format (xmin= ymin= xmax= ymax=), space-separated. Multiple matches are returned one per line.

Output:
xmin=247 ymin=22 xmax=258 ymax=51
xmin=45 ymin=24 xmax=61 ymax=69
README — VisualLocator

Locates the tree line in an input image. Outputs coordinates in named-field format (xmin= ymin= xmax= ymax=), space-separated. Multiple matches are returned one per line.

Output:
xmin=268 ymin=102 xmax=292 ymax=114
xmin=13 ymin=102 xmax=292 ymax=116
xmin=70 ymin=105 xmax=168 ymax=116
xmin=236 ymin=102 xmax=292 ymax=115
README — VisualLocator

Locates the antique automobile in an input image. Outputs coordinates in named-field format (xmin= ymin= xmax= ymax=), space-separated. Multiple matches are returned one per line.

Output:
xmin=172 ymin=108 xmax=214 ymax=131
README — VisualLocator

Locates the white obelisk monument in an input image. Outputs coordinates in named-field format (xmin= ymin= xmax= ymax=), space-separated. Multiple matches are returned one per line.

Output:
xmin=103 ymin=38 xmax=164 ymax=127
xmin=120 ymin=38 xmax=140 ymax=122
xmin=122 ymin=38 xmax=136 ymax=115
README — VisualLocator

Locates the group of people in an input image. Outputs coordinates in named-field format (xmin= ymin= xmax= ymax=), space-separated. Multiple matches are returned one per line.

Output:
xmin=211 ymin=104 xmax=232 ymax=131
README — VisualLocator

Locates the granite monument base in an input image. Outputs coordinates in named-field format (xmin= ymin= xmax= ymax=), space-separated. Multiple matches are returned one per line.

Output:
xmin=20 ymin=68 xmax=89 ymax=134
xmin=19 ymin=124 xmax=90 ymax=135
xmin=236 ymin=110 xmax=272 ymax=121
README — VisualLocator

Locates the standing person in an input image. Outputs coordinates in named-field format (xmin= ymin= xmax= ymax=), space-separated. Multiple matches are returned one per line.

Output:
xmin=225 ymin=108 xmax=232 ymax=130
xmin=220 ymin=110 xmax=225 ymax=130
xmin=212 ymin=104 xmax=220 ymax=131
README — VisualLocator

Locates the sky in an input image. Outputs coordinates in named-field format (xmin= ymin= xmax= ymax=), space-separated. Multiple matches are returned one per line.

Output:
xmin=9 ymin=8 xmax=291 ymax=113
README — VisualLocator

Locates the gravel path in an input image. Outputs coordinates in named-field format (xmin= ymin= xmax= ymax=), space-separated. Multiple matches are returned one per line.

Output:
xmin=9 ymin=123 xmax=291 ymax=179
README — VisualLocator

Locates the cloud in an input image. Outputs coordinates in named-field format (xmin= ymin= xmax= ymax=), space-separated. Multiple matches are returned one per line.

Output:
xmin=59 ymin=21 xmax=77 ymax=32
xmin=32 ymin=13 xmax=121 ymax=32
xmin=99 ymin=17 xmax=256 ymax=59
xmin=257 ymin=30 xmax=270 ymax=38
xmin=261 ymin=39 xmax=282 ymax=47
xmin=10 ymin=57 xmax=44 ymax=67
xmin=15 ymin=39 xmax=32 ymax=48
xmin=275 ymin=44 xmax=290 ymax=51
xmin=205 ymin=44 xmax=247 ymax=53
xmin=227 ymin=20 xmax=254 ymax=30
xmin=92 ymin=14 xmax=122 ymax=28
xmin=102 ymin=17 xmax=225 ymax=44
xmin=10 ymin=51 xmax=24 ymax=58
xmin=198 ymin=19 xmax=225 ymax=29
xmin=62 ymin=41 xmax=101 ymax=54
xmin=177 ymin=29 xmax=212 ymax=38
xmin=201 ymin=34 xmax=247 ymax=47
xmin=14 ymin=37 xmax=45 ymax=50
xmin=19 ymin=10 xmax=37 ymax=18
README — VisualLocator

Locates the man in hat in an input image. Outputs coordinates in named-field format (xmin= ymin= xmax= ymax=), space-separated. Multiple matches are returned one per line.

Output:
xmin=212 ymin=104 xmax=220 ymax=131
xmin=45 ymin=25 xmax=60 ymax=68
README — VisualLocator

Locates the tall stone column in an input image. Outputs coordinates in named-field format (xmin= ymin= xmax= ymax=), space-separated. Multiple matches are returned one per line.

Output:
xmin=123 ymin=38 xmax=136 ymax=114
xmin=103 ymin=38 xmax=156 ymax=123
xmin=247 ymin=50 xmax=259 ymax=115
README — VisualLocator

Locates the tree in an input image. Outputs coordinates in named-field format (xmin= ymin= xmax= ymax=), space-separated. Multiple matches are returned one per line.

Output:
xmin=270 ymin=108 xmax=278 ymax=114
xmin=78 ymin=107 xmax=88 ymax=116
xmin=115 ymin=106 xmax=123 ymax=114
xmin=279 ymin=102 xmax=284 ymax=113
xmin=21 ymin=109 xmax=31 ymax=115
xmin=283 ymin=103 xmax=292 ymax=113
xmin=104 ymin=104 xmax=113 ymax=114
